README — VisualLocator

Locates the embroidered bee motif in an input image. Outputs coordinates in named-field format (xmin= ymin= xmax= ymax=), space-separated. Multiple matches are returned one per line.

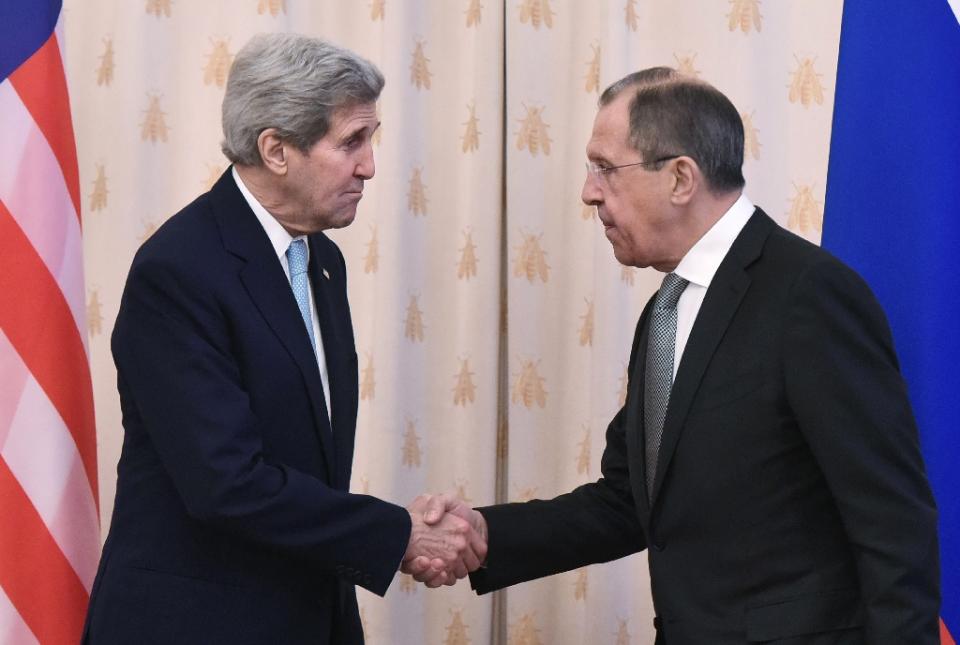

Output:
xmin=788 ymin=56 xmax=825 ymax=107
xmin=512 ymin=358 xmax=547 ymax=408
xmin=89 ymin=164 xmax=108 ymax=211
xmin=96 ymin=38 xmax=114 ymax=86
xmin=461 ymin=103 xmax=480 ymax=152
xmin=410 ymin=40 xmax=432 ymax=90
xmin=203 ymin=38 xmax=233 ymax=88
xmin=727 ymin=0 xmax=762 ymax=33
xmin=787 ymin=183 xmax=823 ymax=234
xmin=519 ymin=0 xmax=554 ymax=30
xmin=452 ymin=358 xmax=476 ymax=406
xmin=140 ymin=94 xmax=169 ymax=143
xmin=513 ymin=231 xmax=550 ymax=283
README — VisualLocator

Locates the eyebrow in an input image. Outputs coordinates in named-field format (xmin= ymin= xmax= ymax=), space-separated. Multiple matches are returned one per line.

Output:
xmin=343 ymin=121 xmax=380 ymax=140
xmin=587 ymin=150 xmax=610 ymax=163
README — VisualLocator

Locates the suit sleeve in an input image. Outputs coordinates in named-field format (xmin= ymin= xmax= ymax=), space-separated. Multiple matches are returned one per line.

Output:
xmin=470 ymin=318 xmax=648 ymax=594
xmin=113 ymin=253 xmax=410 ymax=596
xmin=783 ymin=258 xmax=940 ymax=644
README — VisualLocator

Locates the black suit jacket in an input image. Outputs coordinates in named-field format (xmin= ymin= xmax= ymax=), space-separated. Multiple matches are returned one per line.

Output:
xmin=83 ymin=170 xmax=409 ymax=644
xmin=471 ymin=209 xmax=939 ymax=644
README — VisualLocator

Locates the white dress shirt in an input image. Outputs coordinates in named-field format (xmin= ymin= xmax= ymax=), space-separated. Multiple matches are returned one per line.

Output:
xmin=670 ymin=193 xmax=755 ymax=379
xmin=232 ymin=167 xmax=332 ymax=420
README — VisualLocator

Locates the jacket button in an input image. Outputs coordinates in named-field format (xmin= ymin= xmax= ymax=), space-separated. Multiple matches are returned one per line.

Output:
xmin=652 ymin=541 xmax=665 ymax=552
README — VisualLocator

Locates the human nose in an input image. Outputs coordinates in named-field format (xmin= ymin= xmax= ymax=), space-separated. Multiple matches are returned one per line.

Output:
xmin=356 ymin=143 xmax=375 ymax=179
xmin=581 ymin=171 xmax=601 ymax=207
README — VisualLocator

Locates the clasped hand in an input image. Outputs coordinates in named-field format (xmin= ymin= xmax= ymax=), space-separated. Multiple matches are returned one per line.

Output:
xmin=402 ymin=493 xmax=487 ymax=588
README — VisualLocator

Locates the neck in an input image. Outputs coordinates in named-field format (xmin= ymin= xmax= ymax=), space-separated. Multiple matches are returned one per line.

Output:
xmin=234 ymin=164 xmax=300 ymax=237
xmin=657 ymin=189 xmax=742 ymax=273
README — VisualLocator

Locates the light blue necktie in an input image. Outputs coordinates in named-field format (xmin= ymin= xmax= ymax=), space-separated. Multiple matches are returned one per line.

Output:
xmin=286 ymin=239 xmax=317 ymax=355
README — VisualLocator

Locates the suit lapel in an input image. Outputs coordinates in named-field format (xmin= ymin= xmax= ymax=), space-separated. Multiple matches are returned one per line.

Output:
xmin=649 ymin=209 xmax=774 ymax=505
xmin=626 ymin=299 xmax=654 ymax=517
xmin=307 ymin=237 xmax=355 ymax=491
xmin=209 ymin=169 xmax=337 ymax=478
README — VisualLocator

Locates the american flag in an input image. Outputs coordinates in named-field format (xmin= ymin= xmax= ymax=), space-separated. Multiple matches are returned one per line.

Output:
xmin=0 ymin=2 xmax=101 ymax=643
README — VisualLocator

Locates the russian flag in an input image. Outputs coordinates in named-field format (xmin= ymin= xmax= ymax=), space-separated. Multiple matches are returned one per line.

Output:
xmin=823 ymin=1 xmax=960 ymax=642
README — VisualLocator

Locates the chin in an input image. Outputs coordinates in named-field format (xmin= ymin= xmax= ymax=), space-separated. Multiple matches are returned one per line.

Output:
xmin=610 ymin=246 xmax=634 ymax=267
xmin=326 ymin=210 xmax=358 ymax=230
xmin=616 ymin=253 xmax=648 ymax=269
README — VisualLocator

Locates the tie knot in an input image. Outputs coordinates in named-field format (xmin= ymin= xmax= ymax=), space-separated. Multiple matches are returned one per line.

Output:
xmin=286 ymin=239 xmax=309 ymax=277
xmin=655 ymin=273 xmax=688 ymax=309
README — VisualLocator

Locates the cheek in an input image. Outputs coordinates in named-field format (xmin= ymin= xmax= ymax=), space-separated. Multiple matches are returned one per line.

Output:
xmin=611 ymin=207 xmax=638 ymax=238
xmin=312 ymin=178 xmax=338 ymax=203
xmin=613 ymin=214 xmax=649 ymax=260
xmin=618 ymin=196 xmax=653 ymax=238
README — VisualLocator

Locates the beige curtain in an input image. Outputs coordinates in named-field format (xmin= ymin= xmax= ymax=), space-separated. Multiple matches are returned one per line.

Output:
xmin=65 ymin=1 xmax=841 ymax=642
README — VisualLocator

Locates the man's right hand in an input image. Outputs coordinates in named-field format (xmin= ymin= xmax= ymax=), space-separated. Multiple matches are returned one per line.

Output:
xmin=401 ymin=493 xmax=488 ymax=588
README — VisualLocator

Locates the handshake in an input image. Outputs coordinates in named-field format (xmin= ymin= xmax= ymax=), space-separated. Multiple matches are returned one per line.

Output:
xmin=401 ymin=493 xmax=488 ymax=588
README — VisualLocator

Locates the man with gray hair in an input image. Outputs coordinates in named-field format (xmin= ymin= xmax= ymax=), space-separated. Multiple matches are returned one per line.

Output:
xmin=412 ymin=68 xmax=940 ymax=644
xmin=82 ymin=33 xmax=483 ymax=644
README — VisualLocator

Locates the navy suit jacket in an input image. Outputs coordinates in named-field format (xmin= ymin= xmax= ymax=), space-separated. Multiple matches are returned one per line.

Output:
xmin=470 ymin=209 xmax=940 ymax=644
xmin=83 ymin=170 xmax=410 ymax=644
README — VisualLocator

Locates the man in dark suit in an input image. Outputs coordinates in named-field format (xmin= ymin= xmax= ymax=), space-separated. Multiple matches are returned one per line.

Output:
xmin=83 ymin=33 xmax=483 ymax=645
xmin=412 ymin=68 xmax=940 ymax=643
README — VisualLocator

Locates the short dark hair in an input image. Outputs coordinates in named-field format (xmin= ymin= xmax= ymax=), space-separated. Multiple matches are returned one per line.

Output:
xmin=600 ymin=67 xmax=745 ymax=193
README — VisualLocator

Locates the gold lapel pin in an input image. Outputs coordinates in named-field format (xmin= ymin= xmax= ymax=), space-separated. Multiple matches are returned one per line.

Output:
xmin=322 ymin=268 xmax=331 ymax=280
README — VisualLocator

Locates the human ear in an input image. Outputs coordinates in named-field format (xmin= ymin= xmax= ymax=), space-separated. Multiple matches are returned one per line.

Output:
xmin=257 ymin=128 xmax=288 ymax=176
xmin=670 ymin=156 xmax=698 ymax=205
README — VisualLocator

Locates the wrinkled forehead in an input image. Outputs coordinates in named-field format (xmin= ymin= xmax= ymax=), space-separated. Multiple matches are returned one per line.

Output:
xmin=328 ymin=101 xmax=379 ymax=132
xmin=331 ymin=100 xmax=378 ymax=122
xmin=586 ymin=96 xmax=631 ymax=159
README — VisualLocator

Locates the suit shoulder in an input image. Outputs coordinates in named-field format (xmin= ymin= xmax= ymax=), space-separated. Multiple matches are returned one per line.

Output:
xmin=761 ymin=221 xmax=882 ymax=316
xmin=133 ymin=192 xmax=220 ymax=272
xmin=764 ymin=220 xmax=863 ymax=282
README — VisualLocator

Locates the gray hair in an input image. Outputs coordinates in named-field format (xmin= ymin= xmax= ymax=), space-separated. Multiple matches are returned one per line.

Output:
xmin=600 ymin=67 xmax=745 ymax=193
xmin=221 ymin=33 xmax=384 ymax=166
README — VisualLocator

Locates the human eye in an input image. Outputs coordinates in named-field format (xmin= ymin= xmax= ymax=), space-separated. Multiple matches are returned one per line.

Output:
xmin=341 ymin=135 xmax=362 ymax=150
xmin=336 ymin=129 xmax=368 ymax=151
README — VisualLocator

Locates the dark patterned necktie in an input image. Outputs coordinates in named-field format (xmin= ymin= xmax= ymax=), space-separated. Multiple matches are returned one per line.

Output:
xmin=644 ymin=272 xmax=689 ymax=500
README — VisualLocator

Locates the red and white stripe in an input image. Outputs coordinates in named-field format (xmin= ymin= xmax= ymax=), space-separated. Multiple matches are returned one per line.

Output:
xmin=0 ymin=18 xmax=100 ymax=645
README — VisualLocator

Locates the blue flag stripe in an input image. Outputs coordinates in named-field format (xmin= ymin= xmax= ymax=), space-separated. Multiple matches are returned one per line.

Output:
xmin=0 ymin=0 xmax=62 ymax=83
